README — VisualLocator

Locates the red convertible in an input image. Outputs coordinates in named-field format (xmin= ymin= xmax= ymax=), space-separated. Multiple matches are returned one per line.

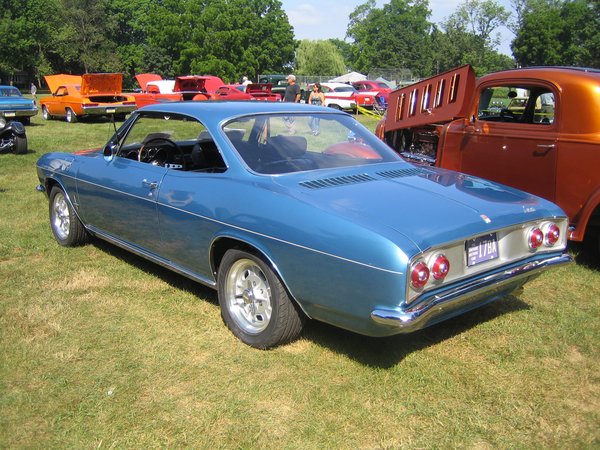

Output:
xmin=133 ymin=74 xmax=226 ymax=107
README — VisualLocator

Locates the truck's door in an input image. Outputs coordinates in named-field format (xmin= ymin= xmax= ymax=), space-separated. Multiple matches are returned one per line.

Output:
xmin=456 ymin=82 xmax=559 ymax=202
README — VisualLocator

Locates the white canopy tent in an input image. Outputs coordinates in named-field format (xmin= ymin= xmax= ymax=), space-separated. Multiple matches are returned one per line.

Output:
xmin=329 ymin=71 xmax=367 ymax=83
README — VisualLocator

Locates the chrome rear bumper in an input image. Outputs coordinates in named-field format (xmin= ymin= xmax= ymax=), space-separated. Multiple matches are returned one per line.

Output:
xmin=371 ymin=253 xmax=573 ymax=332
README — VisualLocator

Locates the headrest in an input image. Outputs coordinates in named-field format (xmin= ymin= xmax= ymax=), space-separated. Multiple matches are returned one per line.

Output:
xmin=270 ymin=135 xmax=307 ymax=158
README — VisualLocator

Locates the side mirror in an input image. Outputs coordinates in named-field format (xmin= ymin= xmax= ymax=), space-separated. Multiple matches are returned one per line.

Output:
xmin=103 ymin=143 xmax=117 ymax=161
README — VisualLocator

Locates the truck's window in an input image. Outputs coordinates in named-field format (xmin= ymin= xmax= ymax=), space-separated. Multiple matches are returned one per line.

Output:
xmin=478 ymin=86 xmax=555 ymax=124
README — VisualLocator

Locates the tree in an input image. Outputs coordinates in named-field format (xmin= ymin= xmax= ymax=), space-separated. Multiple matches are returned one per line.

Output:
xmin=295 ymin=40 xmax=347 ymax=76
xmin=435 ymin=0 xmax=513 ymax=74
xmin=144 ymin=0 xmax=296 ymax=82
xmin=511 ymin=0 xmax=599 ymax=67
xmin=346 ymin=0 xmax=435 ymax=77
xmin=53 ymin=0 xmax=121 ymax=73
xmin=0 ymin=0 xmax=62 ymax=84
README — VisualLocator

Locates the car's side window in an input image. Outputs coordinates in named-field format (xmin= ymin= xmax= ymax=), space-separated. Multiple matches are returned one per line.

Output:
xmin=55 ymin=87 xmax=68 ymax=97
xmin=116 ymin=113 xmax=226 ymax=172
xmin=477 ymin=85 xmax=555 ymax=125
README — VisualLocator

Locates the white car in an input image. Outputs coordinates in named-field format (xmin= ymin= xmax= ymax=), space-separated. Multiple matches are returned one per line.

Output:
xmin=318 ymin=82 xmax=357 ymax=110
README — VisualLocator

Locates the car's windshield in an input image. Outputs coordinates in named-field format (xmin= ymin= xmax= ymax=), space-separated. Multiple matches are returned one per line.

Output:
xmin=0 ymin=87 xmax=22 ymax=97
xmin=223 ymin=113 xmax=401 ymax=175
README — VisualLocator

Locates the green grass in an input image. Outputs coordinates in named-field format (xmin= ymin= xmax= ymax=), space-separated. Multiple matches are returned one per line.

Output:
xmin=1 ymin=111 xmax=599 ymax=449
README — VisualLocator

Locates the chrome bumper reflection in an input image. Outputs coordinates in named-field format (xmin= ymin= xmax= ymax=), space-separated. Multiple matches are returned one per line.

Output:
xmin=371 ymin=253 xmax=573 ymax=332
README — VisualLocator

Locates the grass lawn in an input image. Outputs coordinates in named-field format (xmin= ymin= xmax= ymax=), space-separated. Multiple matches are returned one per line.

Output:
xmin=1 ymin=109 xmax=599 ymax=448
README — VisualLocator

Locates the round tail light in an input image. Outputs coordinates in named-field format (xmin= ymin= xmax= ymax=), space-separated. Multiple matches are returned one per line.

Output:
xmin=410 ymin=261 xmax=430 ymax=289
xmin=528 ymin=227 xmax=544 ymax=250
xmin=431 ymin=254 xmax=450 ymax=280
xmin=544 ymin=223 xmax=560 ymax=246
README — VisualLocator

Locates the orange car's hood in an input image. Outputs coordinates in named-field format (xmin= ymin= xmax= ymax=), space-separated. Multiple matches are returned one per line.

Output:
xmin=44 ymin=74 xmax=82 ymax=93
xmin=135 ymin=73 xmax=163 ymax=91
xmin=81 ymin=73 xmax=124 ymax=95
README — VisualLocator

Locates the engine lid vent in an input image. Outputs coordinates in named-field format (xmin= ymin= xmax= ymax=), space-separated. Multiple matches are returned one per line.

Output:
xmin=377 ymin=167 xmax=435 ymax=179
xmin=300 ymin=173 xmax=376 ymax=190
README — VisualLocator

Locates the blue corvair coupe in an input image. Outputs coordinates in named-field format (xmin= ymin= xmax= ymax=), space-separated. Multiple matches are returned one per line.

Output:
xmin=36 ymin=102 xmax=572 ymax=348
xmin=0 ymin=85 xmax=37 ymax=124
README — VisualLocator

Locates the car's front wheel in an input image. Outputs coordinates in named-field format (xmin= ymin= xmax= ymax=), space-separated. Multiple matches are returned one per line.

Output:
xmin=49 ymin=186 xmax=89 ymax=246
xmin=42 ymin=105 xmax=51 ymax=120
xmin=217 ymin=249 xmax=305 ymax=349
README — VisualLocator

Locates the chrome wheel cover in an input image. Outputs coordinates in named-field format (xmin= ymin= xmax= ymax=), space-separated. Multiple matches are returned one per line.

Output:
xmin=42 ymin=106 xmax=48 ymax=120
xmin=51 ymin=191 xmax=70 ymax=240
xmin=225 ymin=259 xmax=272 ymax=334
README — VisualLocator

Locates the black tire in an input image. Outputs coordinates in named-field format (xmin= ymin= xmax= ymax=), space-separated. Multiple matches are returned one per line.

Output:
xmin=114 ymin=114 xmax=127 ymax=122
xmin=328 ymin=104 xmax=342 ymax=110
xmin=21 ymin=117 xmax=30 ymax=125
xmin=13 ymin=135 xmax=27 ymax=154
xmin=217 ymin=249 xmax=305 ymax=349
xmin=42 ymin=105 xmax=51 ymax=120
xmin=49 ymin=186 xmax=89 ymax=246
xmin=65 ymin=108 xmax=77 ymax=123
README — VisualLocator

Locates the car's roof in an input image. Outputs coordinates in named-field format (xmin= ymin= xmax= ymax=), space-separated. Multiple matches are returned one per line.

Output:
xmin=137 ymin=100 xmax=336 ymax=123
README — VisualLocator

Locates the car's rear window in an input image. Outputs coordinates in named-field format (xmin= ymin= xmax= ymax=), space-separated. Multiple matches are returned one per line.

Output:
xmin=223 ymin=113 xmax=401 ymax=175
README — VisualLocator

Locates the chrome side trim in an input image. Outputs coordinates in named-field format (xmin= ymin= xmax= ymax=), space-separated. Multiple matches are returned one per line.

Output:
xmin=371 ymin=253 xmax=573 ymax=332
xmin=86 ymin=225 xmax=217 ymax=289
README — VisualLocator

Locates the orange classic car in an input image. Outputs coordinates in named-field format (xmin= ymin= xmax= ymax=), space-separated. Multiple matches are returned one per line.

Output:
xmin=377 ymin=65 xmax=600 ymax=251
xmin=40 ymin=73 xmax=137 ymax=123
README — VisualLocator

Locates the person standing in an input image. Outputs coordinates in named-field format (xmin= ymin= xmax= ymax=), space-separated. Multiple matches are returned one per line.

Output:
xmin=283 ymin=74 xmax=301 ymax=103
xmin=241 ymin=76 xmax=252 ymax=90
xmin=30 ymin=82 xmax=37 ymax=99
xmin=283 ymin=74 xmax=301 ymax=133
xmin=308 ymin=83 xmax=325 ymax=135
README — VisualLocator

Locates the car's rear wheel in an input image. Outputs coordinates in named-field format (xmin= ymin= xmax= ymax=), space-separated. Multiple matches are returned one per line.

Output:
xmin=42 ymin=105 xmax=51 ymax=120
xmin=12 ymin=135 xmax=27 ymax=154
xmin=218 ymin=249 xmax=304 ymax=349
xmin=49 ymin=186 xmax=88 ymax=246
xmin=65 ymin=108 xmax=77 ymax=123
xmin=328 ymin=104 xmax=342 ymax=110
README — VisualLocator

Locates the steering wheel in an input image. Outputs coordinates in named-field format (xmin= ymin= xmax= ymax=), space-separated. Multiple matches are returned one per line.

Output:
xmin=138 ymin=137 xmax=186 ymax=170
xmin=500 ymin=108 xmax=515 ymax=121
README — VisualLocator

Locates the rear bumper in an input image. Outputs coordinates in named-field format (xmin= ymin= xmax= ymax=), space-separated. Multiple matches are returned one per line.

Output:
xmin=371 ymin=253 xmax=573 ymax=333
xmin=0 ymin=108 xmax=38 ymax=119
xmin=81 ymin=104 xmax=136 ymax=116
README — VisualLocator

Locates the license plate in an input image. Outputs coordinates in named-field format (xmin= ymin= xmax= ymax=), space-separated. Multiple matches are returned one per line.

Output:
xmin=106 ymin=107 xmax=116 ymax=114
xmin=466 ymin=233 xmax=499 ymax=267
xmin=4 ymin=112 xmax=16 ymax=117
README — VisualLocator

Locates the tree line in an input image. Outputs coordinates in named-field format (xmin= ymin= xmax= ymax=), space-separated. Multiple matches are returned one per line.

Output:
xmin=0 ymin=0 xmax=597 ymax=89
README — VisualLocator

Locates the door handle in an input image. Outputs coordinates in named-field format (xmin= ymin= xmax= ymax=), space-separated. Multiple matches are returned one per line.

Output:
xmin=534 ymin=144 xmax=555 ymax=157
xmin=142 ymin=179 xmax=158 ymax=189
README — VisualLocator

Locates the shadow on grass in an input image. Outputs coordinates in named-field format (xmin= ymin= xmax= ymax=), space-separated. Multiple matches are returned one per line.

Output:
xmin=91 ymin=237 xmax=530 ymax=367
xmin=569 ymin=240 xmax=600 ymax=271
xmin=92 ymin=237 xmax=218 ymax=305
xmin=302 ymin=295 xmax=530 ymax=368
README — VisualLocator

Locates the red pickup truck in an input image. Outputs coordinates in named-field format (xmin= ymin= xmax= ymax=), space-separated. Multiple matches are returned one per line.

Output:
xmin=377 ymin=65 xmax=600 ymax=251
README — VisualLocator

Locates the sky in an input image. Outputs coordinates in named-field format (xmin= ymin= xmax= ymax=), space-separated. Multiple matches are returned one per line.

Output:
xmin=278 ymin=0 xmax=515 ymax=56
